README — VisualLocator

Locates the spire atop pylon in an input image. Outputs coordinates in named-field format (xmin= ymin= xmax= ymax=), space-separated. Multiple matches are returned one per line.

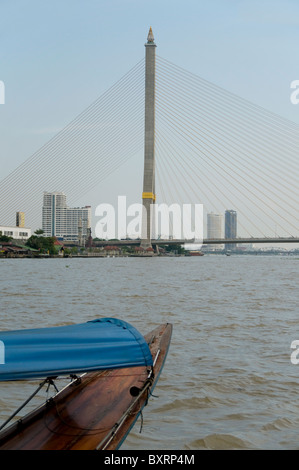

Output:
xmin=147 ymin=27 xmax=155 ymax=44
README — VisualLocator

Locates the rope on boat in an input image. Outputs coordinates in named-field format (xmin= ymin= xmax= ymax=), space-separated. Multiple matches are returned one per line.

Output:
xmin=97 ymin=349 xmax=161 ymax=450
xmin=41 ymin=368 xmax=154 ymax=437
xmin=0 ymin=377 xmax=58 ymax=432
xmin=0 ymin=348 xmax=162 ymax=445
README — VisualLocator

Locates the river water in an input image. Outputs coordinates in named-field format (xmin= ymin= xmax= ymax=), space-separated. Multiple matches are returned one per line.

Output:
xmin=1 ymin=254 xmax=299 ymax=450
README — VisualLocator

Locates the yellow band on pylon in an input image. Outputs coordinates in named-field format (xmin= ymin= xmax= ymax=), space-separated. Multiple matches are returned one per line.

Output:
xmin=142 ymin=192 xmax=156 ymax=201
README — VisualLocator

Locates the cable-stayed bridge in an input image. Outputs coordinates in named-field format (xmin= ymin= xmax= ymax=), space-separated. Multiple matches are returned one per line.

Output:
xmin=93 ymin=237 xmax=299 ymax=247
xmin=1 ymin=28 xmax=299 ymax=247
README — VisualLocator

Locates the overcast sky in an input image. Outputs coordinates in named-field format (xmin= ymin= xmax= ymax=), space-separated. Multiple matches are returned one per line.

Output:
xmin=1 ymin=0 xmax=299 ymax=234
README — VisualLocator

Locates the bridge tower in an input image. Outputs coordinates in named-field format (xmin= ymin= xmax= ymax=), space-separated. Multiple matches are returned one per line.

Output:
xmin=141 ymin=27 xmax=156 ymax=249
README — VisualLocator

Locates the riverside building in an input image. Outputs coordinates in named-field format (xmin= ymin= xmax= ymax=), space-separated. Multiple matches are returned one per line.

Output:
xmin=225 ymin=210 xmax=237 ymax=251
xmin=0 ymin=212 xmax=31 ymax=240
xmin=207 ymin=212 xmax=223 ymax=250
xmin=42 ymin=192 xmax=91 ymax=243
xmin=0 ymin=225 xmax=31 ymax=240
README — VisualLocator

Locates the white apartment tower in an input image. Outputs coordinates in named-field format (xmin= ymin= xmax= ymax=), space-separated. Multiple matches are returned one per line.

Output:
xmin=42 ymin=192 xmax=91 ymax=242
xmin=207 ymin=212 xmax=223 ymax=250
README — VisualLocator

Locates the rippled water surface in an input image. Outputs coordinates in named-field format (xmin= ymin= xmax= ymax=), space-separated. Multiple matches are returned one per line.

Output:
xmin=1 ymin=255 xmax=299 ymax=449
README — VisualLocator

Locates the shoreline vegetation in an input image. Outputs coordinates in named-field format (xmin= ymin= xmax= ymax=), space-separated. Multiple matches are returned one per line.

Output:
xmin=1 ymin=232 xmax=297 ymax=259
xmin=0 ymin=242 xmax=296 ymax=259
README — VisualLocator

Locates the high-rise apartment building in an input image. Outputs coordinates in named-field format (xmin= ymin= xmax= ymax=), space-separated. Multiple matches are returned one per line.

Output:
xmin=42 ymin=192 xmax=91 ymax=243
xmin=225 ymin=210 xmax=237 ymax=250
xmin=16 ymin=211 xmax=25 ymax=228
xmin=207 ymin=212 xmax=223 ymax=250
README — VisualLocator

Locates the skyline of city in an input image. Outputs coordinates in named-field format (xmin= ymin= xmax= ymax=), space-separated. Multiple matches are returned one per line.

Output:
xmin=2 ymin=190 xmax=295 ymax=255
xmin=0 ymin=193 xmax=239 ymax=243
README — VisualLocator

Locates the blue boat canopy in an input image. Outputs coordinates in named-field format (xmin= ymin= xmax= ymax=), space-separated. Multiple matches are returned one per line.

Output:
xmin=0 ymin=318 xmax=153 ymax=381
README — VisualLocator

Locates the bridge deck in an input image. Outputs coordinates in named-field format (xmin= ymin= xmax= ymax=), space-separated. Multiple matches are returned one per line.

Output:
xmin=90 ymin=237 xmax=299 ymax=246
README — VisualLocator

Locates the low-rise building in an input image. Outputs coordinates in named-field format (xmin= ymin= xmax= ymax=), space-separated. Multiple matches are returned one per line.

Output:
xmin=0 ymin=225 xmax=31 ymax=240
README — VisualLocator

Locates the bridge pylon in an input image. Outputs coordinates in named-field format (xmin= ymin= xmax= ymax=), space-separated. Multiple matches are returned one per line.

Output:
xmin=141 ymin=27 xmax=156 ymax=250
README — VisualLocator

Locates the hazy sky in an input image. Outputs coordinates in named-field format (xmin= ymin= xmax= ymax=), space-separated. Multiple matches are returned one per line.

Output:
xmin=1 ymin=0 xmax=299 ymax=234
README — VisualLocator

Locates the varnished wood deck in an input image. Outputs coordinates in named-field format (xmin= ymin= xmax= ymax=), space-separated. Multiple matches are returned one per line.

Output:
xmin=0 ymin=323 xmax=172 ymax=450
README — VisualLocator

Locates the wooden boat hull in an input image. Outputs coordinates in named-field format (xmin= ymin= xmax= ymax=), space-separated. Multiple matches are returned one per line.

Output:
xmin=0 ymin=323 xmax=172 ymax=450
